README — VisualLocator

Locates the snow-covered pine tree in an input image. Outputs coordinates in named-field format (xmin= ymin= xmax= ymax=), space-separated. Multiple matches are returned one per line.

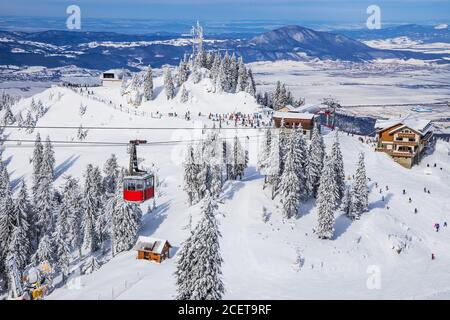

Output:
xmin=16 ymin=111 xmax=23 ymax=128
xmin=163 ymin=67 xmax=175 ymax=100
xmin=177 ymin=57 xmax=190 ymax=84
xmin=54 ymin=225 xmax=70 ymax=283
xmin=120 ymin=72 xmax=128 ymax=96
xmin=143 ymin=65 xmax=154 ymax=101
xmin=11 ymin=182 xmax=33 ymax=266
xmin=278 ymin=119 xmax=288 ymax=175
xmin=245 ymin=69 xmax=256 ymax=97
xmin=35 ymin=136 xmax=55 ymax=239
xmin=175 ymin=191 xmax=224 ymax=300
xmin=2 ymin=105 xmax=15 ymax=125
xmin=32 ymin=233 xmax=56 ymax=266
xmin=331 ymin=130 xmax=346 ymax=200
xmin=61 ymin=176 xmax=84 ymax=257
xmin=267 ymin=129 xmax=281 ymax=199
xmin=128 ymin=74 xmax=142 ymax=107
xmin=35 ymin=100 xmax=46 ymax=118
xmin=0 ymin=162 xmax=16 ymax=279
xmin=232 ymin=136 xmax=246 ymax=180
xmin=82 ymin=255 xmax=100 ymax=274
xmin=197 ymin=160 xmax=211 ymax=200
xmin=24 ymin=110 xmax=35 ymax=134
xmin=210 ymin=158 xmax=223 ymax=199
xmin=30 ymin=97 xmax=37 ymax=113
xmin=7 ymin=222 xmax=30 ymax=274
xmin=210 ymin=52 xmax=221 ymax=84
xmin=180 ymin=85 xmax=189 ymax=103
xmin=183 ymin=144 xmax=200 ymax=205
xmin=229 ymin=53 xmax=238 ymax=92
xmin=215 ymin=59 xmax=227 ymax=93
xmin=272 ymin=81 xmax=281 ymax=109
xmin=278 ymin=132 xmax=300 ymax=219
xmin=191 ymin=61 xmax=202 ymax=84
xmin=236 ymin=57 xmax=248 ymax=92
xmin=221 ymin=51 xmax=232 ymax=92
xmin=132 ymin=88 xmax=142 ymax=107
xmin=42 ymin=135 xmax=55 ymax=180
xmin=315 ymin=155 xmax=337 ymax=239
xmin=222 ymin=141 xmax=233 ymax=181
xmin=292 ymin=125 xmax=308 ymax=201
xmin=350 ymin=152 xmax=368 ymax=220
xmin=82 ymin=164 xmax=100 ymax=254
xmin=257 ymin=127 xmax=271 ymax=184
xmin=103 ymin=154 xmax=119 ymax=196
xmin=279 ymin=84 xmax=288 ymax=107
xmin=206 ymin=51 xmax=215 ymax=70
xmin=112 ymin=174 xmax=142 ymax=255
xmin=31 ymin=133 xmax=43 ymax=199
xmin=306 ymin=123 xmax=325 ymax=198
xmin=341 ymin=185 xmax=352 ymax=217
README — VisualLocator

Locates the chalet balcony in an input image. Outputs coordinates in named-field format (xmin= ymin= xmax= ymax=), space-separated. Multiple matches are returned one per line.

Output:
xmin=393 ymin=140 xmax=419 ymax=146
xmin=375 ymin=147 xmax=415 ymax=158
xmin=397 ymin=132 xmax=416 ymax=139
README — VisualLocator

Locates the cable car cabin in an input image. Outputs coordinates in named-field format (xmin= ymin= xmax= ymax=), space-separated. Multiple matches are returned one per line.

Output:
xmin=123 ymin=173 xmax=154 ymax=203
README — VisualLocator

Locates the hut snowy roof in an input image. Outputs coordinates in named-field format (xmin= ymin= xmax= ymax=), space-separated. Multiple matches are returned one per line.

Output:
xmin=133 ymin=236 xmax=171 ymax=254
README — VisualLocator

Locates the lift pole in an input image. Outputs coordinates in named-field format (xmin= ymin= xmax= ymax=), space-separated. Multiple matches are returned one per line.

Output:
xmin=128 ymin=140 xmax=147 ymax=175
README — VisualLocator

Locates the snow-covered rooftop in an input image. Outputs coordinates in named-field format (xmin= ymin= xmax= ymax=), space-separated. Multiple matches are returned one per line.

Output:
xmin=376 ymin=117 xmax=433 ymax=136
xmin=100 ymin=69 xmax=128 ymax=80
xmin=133 ymin=236 xmax=170 ymax=254
xmin=272 ymin=111 xmax=315 ymax=120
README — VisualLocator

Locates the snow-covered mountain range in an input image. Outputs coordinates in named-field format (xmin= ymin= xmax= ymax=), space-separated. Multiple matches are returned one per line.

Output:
xmin=1 ymin=25 xmax=449 ymax=71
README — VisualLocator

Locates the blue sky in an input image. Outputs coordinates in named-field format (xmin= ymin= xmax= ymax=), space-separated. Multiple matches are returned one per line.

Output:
xmin=0 ymin=0 xmax=449 ymax=23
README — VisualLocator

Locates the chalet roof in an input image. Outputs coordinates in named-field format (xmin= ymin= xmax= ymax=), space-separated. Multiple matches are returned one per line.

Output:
xmin=272 ymin=111 xmax=315 ymax=120
xmin=133 ymin=236 xmax=171 ymax=254
xmin=278 ymin=105 xmax=298 ymax=112
xmin=376 ymin=117 xmax=433 ymax=137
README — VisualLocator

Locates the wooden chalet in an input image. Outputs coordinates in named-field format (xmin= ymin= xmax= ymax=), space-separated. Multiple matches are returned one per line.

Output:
xmin=272 ymin=105 xmax=318 ymax=139
xmin=375 ymin=119 xmax=433 ymax=168
xmin=133 ymin=236 xmax=172 ymax=263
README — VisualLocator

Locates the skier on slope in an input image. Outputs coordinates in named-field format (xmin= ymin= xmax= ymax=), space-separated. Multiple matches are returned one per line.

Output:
xmin=435 ymin=223 xmax=440 ymax=232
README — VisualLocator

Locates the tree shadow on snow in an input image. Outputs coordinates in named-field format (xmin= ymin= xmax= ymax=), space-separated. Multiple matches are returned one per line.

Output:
xmin=10 ymin=175 xmax=25 ymax=192
xmin=54 ymin=155 xmax=80 ymax=180
xmin=333 ymin=214 xmax=353 ymax=240
xmin=169 ymin=245 xmax=180 ymax=258
xmin=153 ymin=85 xmax=165 ymax=100
xmin=297 ymin=198 xmax=316 ymax=219
xmin=243 ymin=166 xmax=264 ymax=182
xmin=221 ymin=180 xmax=245 ymax=201
xmin=3 ymin=155 xmax=13 ymax=167
xmin=140 ymin=200 xmax=171 ymax=236
xmin=369 ymin=192 xmax=393 ymax=210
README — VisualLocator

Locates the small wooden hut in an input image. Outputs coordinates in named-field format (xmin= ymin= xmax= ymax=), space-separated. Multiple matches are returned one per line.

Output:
xmin=134 ymin=236 xmax=172 ymax=263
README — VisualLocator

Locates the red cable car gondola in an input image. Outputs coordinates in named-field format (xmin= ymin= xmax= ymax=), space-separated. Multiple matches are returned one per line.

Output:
xmin=123 ymin=140 xmax=155 ymax=203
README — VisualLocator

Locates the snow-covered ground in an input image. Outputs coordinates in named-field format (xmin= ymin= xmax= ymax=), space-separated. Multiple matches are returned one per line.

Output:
xmin=251 ymin=60 xmax=450 ymax=120
xmin=364 ymin=37 xmax=450 ymax=55
xmin=2 ymin=72 xmax=450 ymax=299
